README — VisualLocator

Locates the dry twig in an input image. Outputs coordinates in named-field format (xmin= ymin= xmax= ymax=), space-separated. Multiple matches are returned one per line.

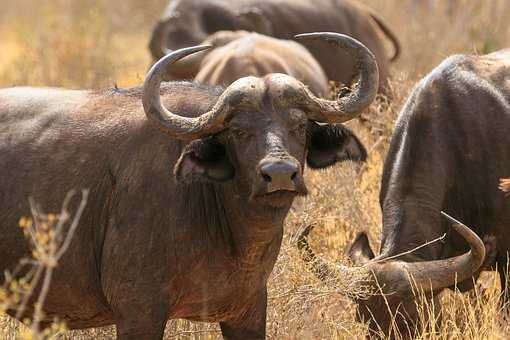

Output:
xmin=2 ymin=189 xmax=89 ymax=339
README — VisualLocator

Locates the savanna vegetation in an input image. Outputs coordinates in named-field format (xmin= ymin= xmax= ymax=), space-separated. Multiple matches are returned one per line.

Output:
xmin=1 ymin=0 xmax=510 ymax=338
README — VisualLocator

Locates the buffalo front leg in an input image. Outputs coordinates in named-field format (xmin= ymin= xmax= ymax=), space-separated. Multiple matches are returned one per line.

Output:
xmin=103 ymin=273 xmax=169 ymax=340
xmin=114 ymin=311 xmax=167 ymax=340
xmin=220 ymin=287 xmax=267 ymax=340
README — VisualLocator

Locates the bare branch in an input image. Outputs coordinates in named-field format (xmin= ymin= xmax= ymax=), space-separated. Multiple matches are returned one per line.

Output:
xmin=15 ymin=265 xmax=43 ymax=320
xmin=4 ymin=189 xmax=89 ymax=339
xmin=55 ymin=189 xmax=89 ymax=260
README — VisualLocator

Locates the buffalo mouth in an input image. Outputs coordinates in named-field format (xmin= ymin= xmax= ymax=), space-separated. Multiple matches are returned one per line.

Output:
xmin=252 ymin=189 xmax=306 ymax=208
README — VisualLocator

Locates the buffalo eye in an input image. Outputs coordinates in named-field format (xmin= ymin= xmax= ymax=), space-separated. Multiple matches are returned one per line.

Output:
xmin=231 ymin=128 xmax=250 ymax=139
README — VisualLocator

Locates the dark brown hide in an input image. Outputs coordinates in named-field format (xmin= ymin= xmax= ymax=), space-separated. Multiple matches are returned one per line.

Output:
xmin=377 ymin=49 xmax=510 ymax=277
xmin=0 ymin=77 xmax=367 ymax=339
xmin=194 ymin=31 xmax=329 ymax=97
xmin=149 ymin=0 xmax=399 ymax=92
xmin=300 ymin=49 xmax=510 ymax=338
xmin=367 ymin=49 xmax=510 ymax=337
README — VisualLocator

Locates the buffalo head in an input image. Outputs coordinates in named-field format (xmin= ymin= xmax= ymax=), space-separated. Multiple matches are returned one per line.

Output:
xmin=149 ymin=0 xmax=272 ymax=80
xmin=298 ymin=212 xmax=486 ymax=338
xmin=143 ymin=33 xmax=377 ymax=208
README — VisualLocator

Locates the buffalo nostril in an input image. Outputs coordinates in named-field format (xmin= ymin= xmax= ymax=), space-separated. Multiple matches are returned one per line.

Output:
xmin=260 ymin=160 xmax=299 ymax=185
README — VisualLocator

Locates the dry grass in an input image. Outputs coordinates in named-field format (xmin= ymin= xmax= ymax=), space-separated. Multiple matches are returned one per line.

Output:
xmin=1 ymin=0 xmax=510 ymax=339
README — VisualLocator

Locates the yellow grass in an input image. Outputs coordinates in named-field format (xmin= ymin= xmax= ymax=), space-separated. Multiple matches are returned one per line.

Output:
xmin=1 ymin=0 xmax=510 ymax=339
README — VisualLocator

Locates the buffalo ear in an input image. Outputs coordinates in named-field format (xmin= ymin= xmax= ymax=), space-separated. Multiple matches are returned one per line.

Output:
xmin=306 ymin=123 xmax=367 ymax=169
xmin=174 ymin=137 xmax=235 ymax=183
xmin=236 ymin=8 xmax=273 ymax=35
xmin=348 ymin=232 xmax=375 ymax=265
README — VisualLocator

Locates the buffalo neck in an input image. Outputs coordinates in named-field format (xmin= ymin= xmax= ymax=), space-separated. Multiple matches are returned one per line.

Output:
xmin=377 ymin=93 xmax=454 ymax=262
xmin=175 ymin=179 xmax=289 ymax=271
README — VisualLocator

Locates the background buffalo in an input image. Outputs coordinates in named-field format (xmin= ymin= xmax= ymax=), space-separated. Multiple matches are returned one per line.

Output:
xmin=148 ymin=0 xmax=400 ymax=93
xmin=192 ymin=31 xmax=330 ymax=97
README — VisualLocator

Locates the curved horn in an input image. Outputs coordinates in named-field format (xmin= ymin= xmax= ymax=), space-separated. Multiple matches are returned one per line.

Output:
xmin=160 ymin=31 xmax=244 ymax=78
xmin=298 ymin=213 xmax=485 ymax=298
xmin=160 ymin=47 xmax=205 ymax=79
xmin=293 ymin=32 xmax=379 ymax=123
xmin=399 ymin=212 xmax=485 ymax=292
xmin=297 ymin=224 xmax=337 ymax=280
xmin=143 ymin=45 xmax=239 ymax=140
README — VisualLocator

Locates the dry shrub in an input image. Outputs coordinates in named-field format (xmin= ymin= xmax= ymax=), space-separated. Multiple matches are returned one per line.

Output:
xmin=1 ymin=0 xmax=510 ymax=339
xmin=0 ymin=190 xmax=88 ymax=340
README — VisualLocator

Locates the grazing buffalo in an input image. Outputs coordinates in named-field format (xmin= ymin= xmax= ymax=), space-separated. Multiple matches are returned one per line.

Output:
xmin=298 ymin=49 xmax=510 ymax=338
xmin=194 ymin=31 xmax=329 ymax=97
xmin=149 ymin=0 xmax=400 ymax=92
xmin=0 ymin=33 xmax=375 ymax=339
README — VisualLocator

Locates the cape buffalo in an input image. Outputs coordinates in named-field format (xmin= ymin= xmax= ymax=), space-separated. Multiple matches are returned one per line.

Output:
xmin=148 ymin=0 xmax=400 ymax=92
xmin=0 ymin=33 xmax=375 ymax=339
xmin=194 ymin=30 xmax=329 ymax=97
xmin=298 ymin=49 xmax=510 ymax=338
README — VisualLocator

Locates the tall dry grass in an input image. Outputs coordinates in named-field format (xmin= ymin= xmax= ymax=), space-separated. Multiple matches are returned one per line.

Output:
xmin=1 ymin=0 xmax=510 ymax=339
